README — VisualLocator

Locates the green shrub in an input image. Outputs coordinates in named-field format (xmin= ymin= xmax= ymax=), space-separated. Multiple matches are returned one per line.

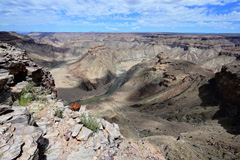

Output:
xmin=22 ymin=81 xmax=36 ymax=94
xmin=19 ymin=93 xmax=34 ymax=106
xmin=17 ymin=81 xmax=51 ymax=106
xmin=54 ymin=109 xmax=63 ymax=118
xmin=79 ymin=113 xmax=101 ymax=132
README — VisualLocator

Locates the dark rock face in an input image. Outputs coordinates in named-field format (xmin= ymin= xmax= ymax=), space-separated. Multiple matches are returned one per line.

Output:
xmin=0 ymin=42 xmax=57 ymax=104
xmin=215 ymin=63 xmax=240 ymax=116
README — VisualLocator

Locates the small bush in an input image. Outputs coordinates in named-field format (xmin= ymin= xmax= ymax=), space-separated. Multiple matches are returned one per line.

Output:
xmin=79 ymin=113 xmax=101 ymax=132
xmin=22 ymin=81 xmax=36 ymax=94
xmin=19 ymin=93 xmax=34 ymax=106
xmin=54 ymin=109 xmax=63 ymax=118
xmin=17 ymin=81 xmax=51 ymax=106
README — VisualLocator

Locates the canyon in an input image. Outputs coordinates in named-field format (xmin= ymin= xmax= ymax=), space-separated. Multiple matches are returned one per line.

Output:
xmin=0 ymin=31 xmax=240 ymax=159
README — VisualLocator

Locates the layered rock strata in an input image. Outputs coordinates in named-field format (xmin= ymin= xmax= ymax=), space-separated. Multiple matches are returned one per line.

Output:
xmin=0 ymin=42 xmax=57 ymax=105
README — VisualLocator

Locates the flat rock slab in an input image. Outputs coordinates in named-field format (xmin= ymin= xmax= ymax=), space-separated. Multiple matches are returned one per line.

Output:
xmin=72 ymin=124 xmax=83 ymax=138
xmin=10 ymin=81 xmax=28 ymax=94
xmin=0 ymin=114 xmax=13 ymax=124
xmin=0 ymin=123 xmax=11 ymax=134
xmin=76 ymin=127 xmax=93 ymax=141
xmin=1 ymin=141 xmax=25 ymax=160
xmin=45 ymin=149 xmax=60 ymax=160
xmin=105 ymin=121 xmax=121 ymax=140
xmin=0 ymin=144 xmax=10 ymax=155
xmin=67 ymin=147 xmax=95 ymax=160
xmin=66 ymin=118 xmax=76 ymax=125
xmin=44 ymin=130 xmax=59 ymax=139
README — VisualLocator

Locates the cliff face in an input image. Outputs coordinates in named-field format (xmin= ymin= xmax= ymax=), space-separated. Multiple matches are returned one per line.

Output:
xmin=0 ymin=42 xmax=57 ymax=105
xmin=215 ymin=63 xmax=240 ymax=116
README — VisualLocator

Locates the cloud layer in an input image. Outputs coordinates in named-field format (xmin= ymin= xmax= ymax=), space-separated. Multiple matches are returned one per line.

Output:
xmin=0 ymin=0 xmax=239 ymax=32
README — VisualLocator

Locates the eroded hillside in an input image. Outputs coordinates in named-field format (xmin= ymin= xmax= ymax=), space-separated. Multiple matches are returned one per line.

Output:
xmin=87 ymin=54 xmax=240 ymax=160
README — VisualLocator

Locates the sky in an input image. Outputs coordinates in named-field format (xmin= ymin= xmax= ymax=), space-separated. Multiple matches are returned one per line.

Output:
xmin=0 ymin=0 xmax=240 ymax=33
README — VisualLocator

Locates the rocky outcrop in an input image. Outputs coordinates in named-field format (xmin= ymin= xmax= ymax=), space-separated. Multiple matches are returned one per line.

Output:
xmin=215 ymin=63 xmax=240 ymax=116
xmin=0 ymin=42 xmax=57 ymax=105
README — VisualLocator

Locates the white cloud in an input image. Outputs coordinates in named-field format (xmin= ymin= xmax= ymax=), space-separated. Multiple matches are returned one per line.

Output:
xmin=132 ymin=26 xmax=140 ymax=30
xmin=105 ymin=26 xmax=118 ymax=31
xmin=0 ymin=0 xmax=239 ymax=31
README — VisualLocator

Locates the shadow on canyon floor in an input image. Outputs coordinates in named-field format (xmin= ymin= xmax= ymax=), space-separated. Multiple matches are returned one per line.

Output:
xmin=57 ymin=70 xmax=116 ymax=103
xmin=198 ymin=78 xmax=240 ymax=135
xmin=212 ymin=103 xmax=240 ymax=135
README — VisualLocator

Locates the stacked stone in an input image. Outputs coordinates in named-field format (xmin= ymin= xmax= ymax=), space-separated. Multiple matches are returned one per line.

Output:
xmin=0 ymin=42 xmax=57 ymax=104
xmin=42 ymin=68 xmax=57 ymax=99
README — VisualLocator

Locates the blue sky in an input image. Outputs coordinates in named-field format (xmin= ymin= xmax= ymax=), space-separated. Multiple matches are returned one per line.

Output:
xmin=0 ymin=0 xmax=240 ymax=33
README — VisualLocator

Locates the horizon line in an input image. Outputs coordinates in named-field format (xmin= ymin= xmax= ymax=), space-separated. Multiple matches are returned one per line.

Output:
xmin=2 ymin=31 xmax=240 ymax=35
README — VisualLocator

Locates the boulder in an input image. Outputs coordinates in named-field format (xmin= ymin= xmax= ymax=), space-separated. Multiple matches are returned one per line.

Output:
xmin=26 ymin=67 xmax=42 ymax=83
xmin=105 ymin=121 xmax=121 ymax=140
xmin=76 ymin=127 xmax=93 ymax=141
xmin=67 ymin=147 xmax=95 ymax=160
xmin=72 ymin=124 xmax=83 ymax=138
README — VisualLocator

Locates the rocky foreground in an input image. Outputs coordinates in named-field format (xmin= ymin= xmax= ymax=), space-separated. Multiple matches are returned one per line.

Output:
xmin=0 ymin=101 xmax=165 ymax=160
